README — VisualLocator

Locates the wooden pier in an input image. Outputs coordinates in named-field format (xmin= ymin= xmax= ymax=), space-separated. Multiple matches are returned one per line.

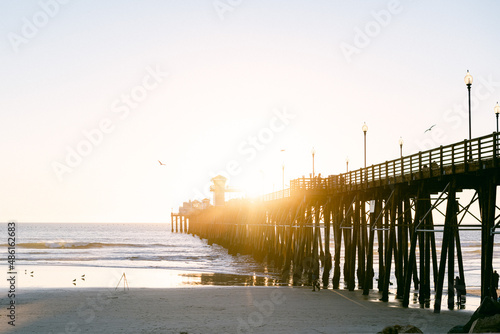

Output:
xmin=172 ymin=132 xmax=500 ymax=312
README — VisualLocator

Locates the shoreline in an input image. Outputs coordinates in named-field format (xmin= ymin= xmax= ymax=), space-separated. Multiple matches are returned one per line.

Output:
xmin=4 ymin=264 xmax=484 ymax=309
xmin=6 ymin=286 xmax=474 ymax=334
xmin=3 ymin=265 xmax=283 ymax=290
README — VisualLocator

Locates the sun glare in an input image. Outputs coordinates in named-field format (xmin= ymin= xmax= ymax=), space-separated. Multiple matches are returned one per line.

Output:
xmin=240 ymin=177 xmax=264 ymax=198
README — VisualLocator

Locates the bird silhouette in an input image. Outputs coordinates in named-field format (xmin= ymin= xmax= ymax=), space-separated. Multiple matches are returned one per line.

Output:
xmin=72 ymin=278 xmax=77 ymax=286
xmin=158 ymin=160 xmax=166 ymax=166
xmin=81 ymin=274 xmax=85 ymax=281
xmin=424 ymin=125 xmax=436 ymax=133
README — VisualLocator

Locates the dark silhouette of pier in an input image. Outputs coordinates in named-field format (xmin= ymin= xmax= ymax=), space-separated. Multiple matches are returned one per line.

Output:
xmin=172 ymin=132 xmax=500 ymax=313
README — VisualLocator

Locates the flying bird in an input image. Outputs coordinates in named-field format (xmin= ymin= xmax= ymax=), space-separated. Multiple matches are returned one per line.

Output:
xmin=158 ymin=160 xmax=166 ymax=166
xmin=424 ymin=125 xmax=436 ymax=133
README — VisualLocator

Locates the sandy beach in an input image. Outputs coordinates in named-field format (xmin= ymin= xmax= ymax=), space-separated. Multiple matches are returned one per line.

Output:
xmin=4 ymin=286 xmax=473 ymax=334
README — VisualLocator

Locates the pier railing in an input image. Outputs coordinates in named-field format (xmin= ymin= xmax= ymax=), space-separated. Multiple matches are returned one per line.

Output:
xmin=262 ymin=188 xmax=291 ymax=201
xmin=331 ymin=132 xmax=498 ymax=192
xmin=262 ymin=132 xmax=499 ymax=201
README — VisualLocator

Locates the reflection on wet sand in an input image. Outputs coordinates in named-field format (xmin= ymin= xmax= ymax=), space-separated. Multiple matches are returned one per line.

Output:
xmin=181 ymin=272 xmax=278 ymax=286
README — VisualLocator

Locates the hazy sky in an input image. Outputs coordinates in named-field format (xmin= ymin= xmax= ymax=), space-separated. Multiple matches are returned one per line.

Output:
xmin=1 ymin=1 xmax=499 ymax=223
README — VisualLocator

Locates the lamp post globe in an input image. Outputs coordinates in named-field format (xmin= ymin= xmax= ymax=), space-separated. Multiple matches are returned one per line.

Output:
xmin=464 ymin=70 xmax=473 ymax=86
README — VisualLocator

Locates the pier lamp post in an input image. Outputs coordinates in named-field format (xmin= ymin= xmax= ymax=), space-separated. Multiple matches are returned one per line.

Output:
xmin=362 ymin=123 xmax=368 ymax=168
xmin=311 ymin=147 xmax=316 ymax=178
xmin=362 ymin=122 xmax=368 ymax=183
xmin=346 ymin=156 xmax=349 ymax=173
xmin=399 ymin=137 xmax=404 ymax=158
xmin=464 ymin=70 xmax=473 ymax=160
xmin=495 ymin=102 xmax=500 ymax=133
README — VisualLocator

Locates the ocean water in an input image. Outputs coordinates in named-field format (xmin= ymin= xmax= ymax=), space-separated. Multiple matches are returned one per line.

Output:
xmin=0 ymin=222 xmax=280 ymax=288
xmin=0 ymin=222 xmax=497 ymax=296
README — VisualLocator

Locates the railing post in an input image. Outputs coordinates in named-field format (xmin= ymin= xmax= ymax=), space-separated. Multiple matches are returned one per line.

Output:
xmin=440 ymin=146 xmax=443 ymax=176
xmin=378 ymin=164 xmax=381 ymax=184
xmin=419 ymin=152 xmax=422 ymax=179
xmin=478 ymin=137 xmax=482 ymax=167
xmin=393 ymin=160 xmax=396 ymax=181
xmin=401 ymin=156 xmax=404 ymax=182
xmin=451 ymin=145 xmax=455 ymax=174
xmin=429 ymin=150 xmax=433 ymax=178
xmin=494 ymin=132 xmax=498 ymax=168
xmin=372 ymin=165 xmax=375 ymax=186
xmin=366 ymin=166 xmax=369 ymax=188
xmin=464 ymin=140 xmax=468 ymax=173
xmin=385 ymin=161 xmax=389 ymax=185
xmin=410 ymin=155 xmax=413 ymax=180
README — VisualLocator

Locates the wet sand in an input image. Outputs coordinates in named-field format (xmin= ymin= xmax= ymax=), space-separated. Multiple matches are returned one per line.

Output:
xmin=5 ymin=286 xmax=473 ymax=334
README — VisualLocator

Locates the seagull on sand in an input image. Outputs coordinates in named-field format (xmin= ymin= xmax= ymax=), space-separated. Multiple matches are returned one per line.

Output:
xmin=158 ymin=160 xmax=166 ymax=166
xmin=424 ymin=125 xmax=436 ymax=133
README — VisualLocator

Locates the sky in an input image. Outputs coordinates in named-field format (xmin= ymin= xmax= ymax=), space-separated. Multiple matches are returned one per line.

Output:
xmin=1 ymin=0 xmax=499 ymax=223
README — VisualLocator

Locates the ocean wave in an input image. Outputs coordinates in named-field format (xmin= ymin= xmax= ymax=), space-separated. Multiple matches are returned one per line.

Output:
xmin=0 ymin=241 xmax=153 ymax=249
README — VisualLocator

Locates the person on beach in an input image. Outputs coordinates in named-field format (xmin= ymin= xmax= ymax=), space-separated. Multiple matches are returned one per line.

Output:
xmin=311 ymin=259 xmax=320 ymax=291
xmin=455 ymin=276 xmax=466 ymax=306
xmin=493 ymin=270 xmax=499 ymax=290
